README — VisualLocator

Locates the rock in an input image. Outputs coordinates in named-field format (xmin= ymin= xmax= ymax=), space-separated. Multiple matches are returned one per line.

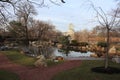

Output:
xmin=53 ymin=56 xmax=64 ymax=62
xmin=36 ymin=55 xmax=44 ymax=59
xmin=96 ymin=46 xmax=101 ymax=51
xmin=34 ymin=55 xmax=47 ymax=67
xmin=116 ymin=51 xmax=120 ymax=56
xmin=57 ymin=44 xmax=63 ymax=49
xmin=112 ymin=56 xmax=120 ymax=63
xmin=20 ymin=51 xmax=24 ymax=54
xmin=54 ymin=60 xmax=59 ymax=62
xmin=101 ymin=47 xmax=105 ymax=52
xmin=55 ymin=56 xmax=64 ymax=61
xmin=82 ymin=46 xmax=87 ymax=51
xmin=109 ymin=46 xmax=117 ymax=55
xmin=90 ymin=53 xmax=98 ymax=58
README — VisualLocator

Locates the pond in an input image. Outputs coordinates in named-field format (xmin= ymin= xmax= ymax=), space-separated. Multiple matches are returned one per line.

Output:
xmin=52 ymin=48 xmax=93 ymax=59
xmin=23 ymin=46 xmax=104 ymax=60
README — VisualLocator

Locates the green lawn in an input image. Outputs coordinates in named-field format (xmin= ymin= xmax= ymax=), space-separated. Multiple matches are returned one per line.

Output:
xmin=2 ymin=50 xmax=37 ymax=66
xmin=52 ymin=60 xmax=120 ymax=80
xmin=46 ymin=60 xmax=64 ymax=67
xmin=2 ymin=50 xmax=64 ymax=67
xmin=0 ymin=70 xmax=20 ymax=80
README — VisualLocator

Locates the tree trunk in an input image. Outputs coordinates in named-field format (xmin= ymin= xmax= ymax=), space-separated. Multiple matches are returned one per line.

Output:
xmin=24 ymin=16 xmax=29 ymax=46
xmin=25 ymin=25 xmax=29 ymax=46
xmin=105 ymin=26 xmax=110 ymax=69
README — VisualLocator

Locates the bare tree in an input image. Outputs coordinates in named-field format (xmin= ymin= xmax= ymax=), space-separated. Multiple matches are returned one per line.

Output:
xmin=0 ymin=0 xmax=65 ymax=4
xmin=16 ymin=2 xmax=37 ymax=46
xmin=92 ymin=26 xmax=107 ymax=37
xmin=74 ymin=29 xmax=90 ymax=42
xmin=28 ymin=20 xmax=57 ymax=57
xmin=93 ymin=25 xmax=120 ymax=38
xmin=92 ymin=5 xmax=120 ymax=69
xmin=31 ymin=20 xmax=55 ymax=41
xmin=8 ymin=21 xmax=23 ymax=37
xmin=0 ymin=0 xmax=65 ymax=23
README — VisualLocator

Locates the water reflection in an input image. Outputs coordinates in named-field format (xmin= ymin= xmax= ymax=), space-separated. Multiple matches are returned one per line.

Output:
xmin=25 ymin=46 xmax=92 ymax=59
xmin=52 ymin=48 xmax=92 ymax=58
xmin=24 ymin=45 xmax=54 ymax=58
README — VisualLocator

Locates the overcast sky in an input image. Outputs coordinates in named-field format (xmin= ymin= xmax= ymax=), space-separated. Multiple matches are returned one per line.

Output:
xmin=34 ymin=0 xmax=118 ymax=32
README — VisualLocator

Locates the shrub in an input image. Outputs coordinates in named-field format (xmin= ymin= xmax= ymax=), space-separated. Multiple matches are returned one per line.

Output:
xmin=97 ymin=42 xmax=107 ymax=47
xmin=78 ymin=42 xmax=88 ymax=46
xmin=70 ymin=40 xmax=78 ymax=46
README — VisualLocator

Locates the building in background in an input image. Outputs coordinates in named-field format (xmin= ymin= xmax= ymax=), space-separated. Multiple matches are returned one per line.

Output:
xmin=64 ymin=23 xmax=75 ymax=40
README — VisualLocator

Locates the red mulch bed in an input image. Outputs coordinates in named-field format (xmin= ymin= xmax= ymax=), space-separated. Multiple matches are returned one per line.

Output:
xmin=0 ymin=53 xmax=81 ymax=80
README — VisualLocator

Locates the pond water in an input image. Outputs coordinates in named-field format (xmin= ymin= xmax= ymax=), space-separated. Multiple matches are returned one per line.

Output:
xmin=52 ymin=48 xmax=93 ymax=58
xmin=25 ymin=47 xmax=92 ymax=59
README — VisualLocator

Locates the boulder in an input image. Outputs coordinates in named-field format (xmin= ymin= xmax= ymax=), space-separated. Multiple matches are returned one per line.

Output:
xmin=20 ymin=51 xmax=24 ymax=54
xmin=90 ymin=53 xmax=98 ymax=58
xmin=34 ymin=55 xmax=47 ymax=67
xmin=101 ymin=47 xmax=105 ymax=52
xmin=82 ymin=46 xmax=87 ymax=51
xmin=53 ymin=56 xmax=64 ymax=62
xmin=55 ymin=56 xmax=64 ymax=60
xmin=117 ymin=51 xmax=120 ymax=56
xmin=112 ymin=56 xmax=120 ymax=63
xmin=109 ymin=46 xmax=117 ymax=55
xmin=57 ymin=44 xmax=63 ymax=49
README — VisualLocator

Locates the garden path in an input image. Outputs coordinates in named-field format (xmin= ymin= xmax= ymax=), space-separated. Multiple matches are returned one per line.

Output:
xmin=0 ymin=53 xmax=81 ymax=80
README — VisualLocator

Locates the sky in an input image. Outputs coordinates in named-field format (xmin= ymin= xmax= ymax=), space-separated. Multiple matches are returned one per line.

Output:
xmin=34 ymin=0 xmax=118 ymax=32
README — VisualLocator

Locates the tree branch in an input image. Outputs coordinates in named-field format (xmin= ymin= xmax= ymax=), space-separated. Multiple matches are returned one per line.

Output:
xmin=91 ymin=4 xmax=108 ymax=26
xmin=99 ymin=7 xmax=109 ymax=25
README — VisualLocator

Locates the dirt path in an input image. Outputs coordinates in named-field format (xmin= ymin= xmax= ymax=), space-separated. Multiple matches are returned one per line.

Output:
xmin=0 ymin=53 xmax=81 ymax=80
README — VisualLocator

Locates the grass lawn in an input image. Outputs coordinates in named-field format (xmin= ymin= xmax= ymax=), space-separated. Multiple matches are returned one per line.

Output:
xmin=0 ymin=70 xmax=20 ymax=80
xmin=2 ymin=50 xmax=37 ymax=66
xmin=46 ymin=60 xmax=64 ymax=67
xmin=1 ymin=50 xmax=64 ymax=67
xmin=52 ymin=60 xmax=120 ymax=80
